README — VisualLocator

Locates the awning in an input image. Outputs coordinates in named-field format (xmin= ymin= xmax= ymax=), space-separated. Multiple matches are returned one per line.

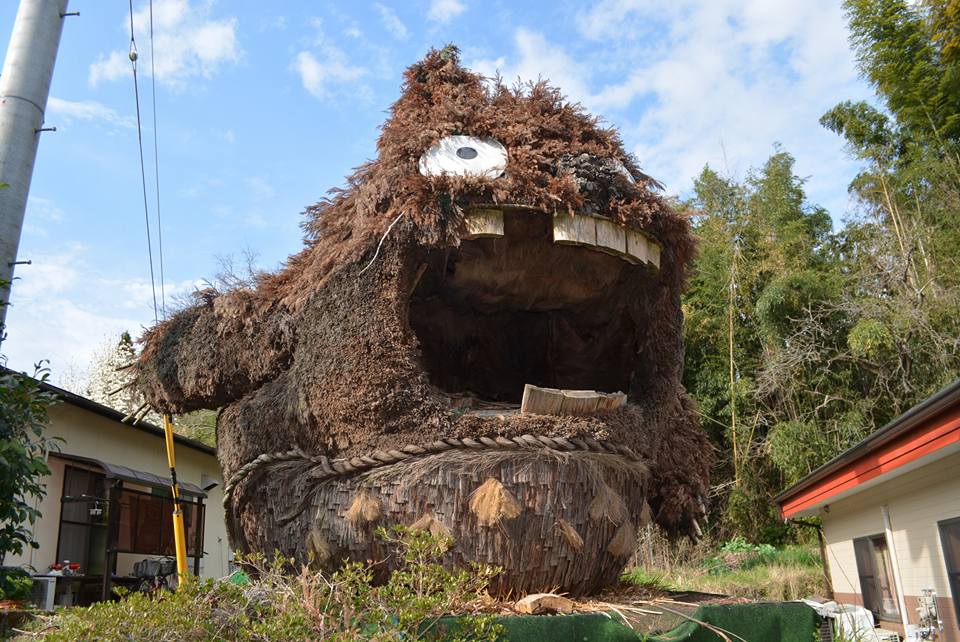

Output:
xmin=53 ymin=453 xmax=207 ymax=499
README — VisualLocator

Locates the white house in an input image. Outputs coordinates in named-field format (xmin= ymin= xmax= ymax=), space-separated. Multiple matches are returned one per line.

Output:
xmin=776 ymin=379 xmax=960 ymax=641
xmin=4 ymin=372 xmax=231 ymax=605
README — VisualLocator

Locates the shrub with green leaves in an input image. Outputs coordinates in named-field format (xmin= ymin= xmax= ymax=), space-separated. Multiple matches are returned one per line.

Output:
xmin=702 ymin=538 xmax=818 ymax=576
xmin=19 ymin=527 xmax=503 ymax=641
xmin=0 ymin=363 xmax=59 ymax=566
xmin=0 ymin=567 xmax=33 ymax=602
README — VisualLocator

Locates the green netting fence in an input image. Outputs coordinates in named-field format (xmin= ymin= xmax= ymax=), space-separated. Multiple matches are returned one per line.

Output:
xmin=437 ymin=602 xmax=820 ymax=642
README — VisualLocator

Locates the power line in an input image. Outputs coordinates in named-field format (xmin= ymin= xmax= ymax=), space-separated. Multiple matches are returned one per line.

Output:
xmin=128 ymin=0 xmax=160 ymax=325
xmin=148 ymin=0 xmax=165 ymax=316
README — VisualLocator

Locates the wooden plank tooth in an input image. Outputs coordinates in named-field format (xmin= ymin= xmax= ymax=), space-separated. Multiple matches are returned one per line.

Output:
xmin=559 ymin=390 xmax=601 ymax=416
xmin=463 ymin=208 xmax=504 ymax=239
xmin=553 ymin=213 xmax=598 ymax=246
xmin=596 ymin=392 xmax=627 ymax=412
xmin=521 ymin=384 xmax=564 ymax=416
xmin=575 ymin=214 xmax=597 ymax=246
xmin=595 ymin=218 xmax=627 ymax=255
xmin=521 ymin=385 xmax=627 ymax=416
xmin=552 ymin=213 xmax=578 ymax=245
xmin=626 ymin=229 xmax=650 ymax=264
xmin=647 ymin=241 xmax=661 ymax=269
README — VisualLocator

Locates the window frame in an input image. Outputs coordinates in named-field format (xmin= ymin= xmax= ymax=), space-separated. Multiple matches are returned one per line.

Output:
xmin=939 ymin=516 xmax=960 ymax=626
xmin=55 ymin=464 xmax=109 ymax=574
xmin=55 ymin=464 xmax=206 ymax=576
xmin=853 ymin=533 xmax=901 ymax=622
xmin=114 ymin=485 xmax=204 ymax=556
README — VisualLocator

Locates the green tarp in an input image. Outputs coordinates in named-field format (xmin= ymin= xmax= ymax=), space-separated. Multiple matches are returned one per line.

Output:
xmin=438 ymin=602 xmax=820 ymax=641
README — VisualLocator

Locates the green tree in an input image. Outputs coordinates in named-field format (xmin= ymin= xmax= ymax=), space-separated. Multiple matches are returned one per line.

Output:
xmin=841 ymin=0 xmax=960 ymax=140
xmin=683 ymin=149 xmax=836 ymax=543
xmin=0 ymin=362 xmax=59 ymax=565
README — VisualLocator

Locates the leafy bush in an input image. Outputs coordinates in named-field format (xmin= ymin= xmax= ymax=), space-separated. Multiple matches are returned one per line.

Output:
xmin=0 ymin=363 xmax=59 ymax=565
xmin=0 ymin=567 xmax=33 ymax=602
xmin=702 ymin=537 xmax=818 ymax=575
xmin=19 ymin=527 xmax=503 ymax=641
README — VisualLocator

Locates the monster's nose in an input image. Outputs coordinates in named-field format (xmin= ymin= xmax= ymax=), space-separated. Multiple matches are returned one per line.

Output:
xmin=418 ymin=135 xmax=507 ymax=178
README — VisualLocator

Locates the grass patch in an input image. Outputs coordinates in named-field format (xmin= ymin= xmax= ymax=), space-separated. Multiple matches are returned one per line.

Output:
xmin=624 ymin=537 xmax=825 ymax=602
xmin=672 ymin=561 xmax=824 ymax=601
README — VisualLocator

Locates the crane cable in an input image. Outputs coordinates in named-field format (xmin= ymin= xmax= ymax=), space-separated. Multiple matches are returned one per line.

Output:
xmin=127 ymin=0 xmax=159 ymax=326
xmin=148 ymin=0 xmax=166 ymax=316
xmin=127 ymin=0 xmax=188 ymax=583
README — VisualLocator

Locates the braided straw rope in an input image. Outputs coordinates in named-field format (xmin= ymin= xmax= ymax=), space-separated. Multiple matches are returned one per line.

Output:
xmin=223 ymin=434 xmax=641 ymax=527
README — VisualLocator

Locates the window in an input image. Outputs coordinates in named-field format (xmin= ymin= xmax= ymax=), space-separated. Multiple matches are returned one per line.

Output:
xmin=853 ymin=534 xmax=900 ymax=620
xmin=56 ymin=466 xmax=109 ymax=575
xmin=57 ymin=465 xmax=206 ymax=577
xmin=115 ymin=487 xmax=204 ymax=556
xmin=940 ymin=517 xmax=960 ymax=624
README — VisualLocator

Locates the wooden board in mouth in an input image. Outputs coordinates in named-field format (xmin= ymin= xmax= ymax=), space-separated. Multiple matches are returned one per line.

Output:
xmin=460 ymin=207 xmax=660 ymax=269
xmin=520 ymin=384 xmax=627 ymax=417
xmin=553 ymin=212 xmax=660 ymax=269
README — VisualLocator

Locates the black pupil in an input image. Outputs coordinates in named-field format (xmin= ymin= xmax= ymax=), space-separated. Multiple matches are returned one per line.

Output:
xmin=456 ymin=147 xmax=478 ymax=160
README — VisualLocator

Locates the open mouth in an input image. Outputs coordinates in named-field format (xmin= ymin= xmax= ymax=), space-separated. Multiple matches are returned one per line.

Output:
xmin=408 ymin=207 xmax=660 ymax=415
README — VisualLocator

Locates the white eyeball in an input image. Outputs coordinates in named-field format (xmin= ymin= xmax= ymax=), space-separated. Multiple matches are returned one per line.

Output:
xmin=418 ymin=135 xmax=507 ymax=179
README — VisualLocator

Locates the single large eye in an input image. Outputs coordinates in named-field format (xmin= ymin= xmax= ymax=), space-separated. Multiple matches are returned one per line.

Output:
xmin=418 ymin=135 xmax=507 ymax=178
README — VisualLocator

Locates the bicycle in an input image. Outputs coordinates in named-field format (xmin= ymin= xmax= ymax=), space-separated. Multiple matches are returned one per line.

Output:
xmin=133 ymin=557 xmax=177 ymax=594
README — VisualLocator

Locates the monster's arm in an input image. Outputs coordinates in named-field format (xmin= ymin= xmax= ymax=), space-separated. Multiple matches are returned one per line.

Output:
xmin=134 ymin=288 xmax=295 ymax=414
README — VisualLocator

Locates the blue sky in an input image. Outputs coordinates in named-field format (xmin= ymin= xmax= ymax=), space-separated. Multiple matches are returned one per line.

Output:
xmin=0 ymin=0 xmax=873 ymax=385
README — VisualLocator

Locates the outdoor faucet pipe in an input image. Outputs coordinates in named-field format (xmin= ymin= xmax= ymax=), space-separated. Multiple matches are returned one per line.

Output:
xmin=163 ymin=414 xmax=190 ymax=582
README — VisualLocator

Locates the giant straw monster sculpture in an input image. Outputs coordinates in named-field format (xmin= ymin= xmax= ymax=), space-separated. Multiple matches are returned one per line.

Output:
xmin=135 ymin=48 xmax=711 ymax=596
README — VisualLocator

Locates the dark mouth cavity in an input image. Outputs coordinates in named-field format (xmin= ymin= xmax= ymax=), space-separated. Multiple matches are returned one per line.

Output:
xmin=408 ymin=209 xmax=645 ymax=410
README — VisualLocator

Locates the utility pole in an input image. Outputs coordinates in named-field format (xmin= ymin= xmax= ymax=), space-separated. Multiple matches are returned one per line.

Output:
xmin=0 ymin=0 xmax=69 ymax=337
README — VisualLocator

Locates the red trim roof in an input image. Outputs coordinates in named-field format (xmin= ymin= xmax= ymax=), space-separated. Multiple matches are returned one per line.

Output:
xmin=775 ymin=379 xmax=960 ymax=518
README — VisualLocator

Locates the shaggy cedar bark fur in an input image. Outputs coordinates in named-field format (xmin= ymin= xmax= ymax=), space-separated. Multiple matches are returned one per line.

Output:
xmin=134 ymin=47 xmax=712 ymax=593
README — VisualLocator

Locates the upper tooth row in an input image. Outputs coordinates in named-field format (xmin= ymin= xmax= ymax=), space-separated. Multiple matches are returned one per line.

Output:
xmin=461 ymin=209 xmax=660 ymax=269
xmin=553 ymin=213 xmax=660 ymax=268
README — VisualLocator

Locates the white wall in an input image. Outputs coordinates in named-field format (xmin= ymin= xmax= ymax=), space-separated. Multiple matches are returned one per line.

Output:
xmin=6 ymin=402 xmax=230 ymax=580
xmin=823 ymin=450 xmax=960 ymax=601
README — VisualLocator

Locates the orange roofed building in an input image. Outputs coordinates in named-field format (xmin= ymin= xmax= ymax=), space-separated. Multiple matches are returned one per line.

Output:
xmin=775 ymin=379 xmax=960 ymax=641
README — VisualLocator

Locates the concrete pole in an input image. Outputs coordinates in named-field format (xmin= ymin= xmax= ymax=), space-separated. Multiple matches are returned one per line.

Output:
xmin=0 ymin=0 xmax=69 ymax=336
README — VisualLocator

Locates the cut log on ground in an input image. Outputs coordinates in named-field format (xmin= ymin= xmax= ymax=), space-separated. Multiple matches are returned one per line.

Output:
xmin=515 ymin=593 xmax=575 ymax=615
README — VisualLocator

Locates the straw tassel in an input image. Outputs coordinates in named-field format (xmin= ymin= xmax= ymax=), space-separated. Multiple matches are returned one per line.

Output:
xmin=469 ymin=477 xmax=521 ymax=526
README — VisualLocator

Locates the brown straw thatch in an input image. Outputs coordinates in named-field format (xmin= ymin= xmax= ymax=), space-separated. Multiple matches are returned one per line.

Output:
xmin=133 ymin=46 xmax=712 ymax=596
xmin=606 ymin=521 xmax=638 ymax=558
xmin=410 ymin=513 xmax=453 ymax=539
xmin=588 ymin=482 xmax=629 ymax=525
xmin=469 ymin=477 xmax=522 ymax=526
xmin=556 ymin=519 xmax=585 ymax=551
xmin=345 ymin=488 xmax=382 ymax=526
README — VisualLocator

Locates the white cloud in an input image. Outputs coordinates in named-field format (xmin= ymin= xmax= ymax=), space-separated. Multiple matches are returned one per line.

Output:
xmin=88 ymin=51 xmax=131 ymax=86
xmin=375 ymin=3 xmax=409 ymax=40
xmin=47 ymin=97 xmax=135 ymax=129
xmin=427 ymin=0 xmax=466 ymax=24
xmin=2 ymin=243 xmax=200 ymax=387
xmin=223 ymin=129 xmax=236 ymax=143
xmin=472 ymin=28 xmax=593 ymax=104
xmin=472 ymin=1 xmax=870 ymax=219
xmin=293 ymin=50 xmax=368 ymax=100
xmin=89 ymin=0 xmax=241 ymax=90
xmin=292 ymin=18 xmax=371 ymax=100
xmin=22 ymin=196 xmax=65 ymax=238
xmin=245 ymin=176 xmax=274 ymax=200
xmin=27 ymin=196 xmax=65 ymax=223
